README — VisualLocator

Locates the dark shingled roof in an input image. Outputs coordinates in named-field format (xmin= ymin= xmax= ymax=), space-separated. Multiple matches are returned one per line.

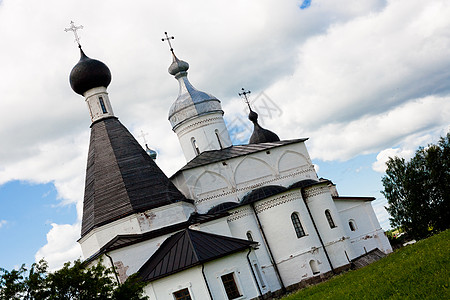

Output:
xmin=240 ymin=185 xmax=288 ymax=205
xmin=137 ymin=229 xmax=257 ymax=282
xmin=81 ymin=117 xmax=189 ymax=237
xmin=173 ymin=139 xmax=307 ymax=175
xmin=207 ymin=201 xmax=239 ymax=214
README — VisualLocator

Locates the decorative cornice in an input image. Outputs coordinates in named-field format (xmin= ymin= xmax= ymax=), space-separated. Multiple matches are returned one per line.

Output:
xmin=194 ymin=164 xmax=315 ymax=205
xmin=176 ymin=116 xmax=223 ymax=136
xmin=304 ymin=185 xmax=329 ymax=199
xmin=227 ymin=207 xmax=253 ymax=222
xmin=254 ymin=193 xmax=298 ymax=214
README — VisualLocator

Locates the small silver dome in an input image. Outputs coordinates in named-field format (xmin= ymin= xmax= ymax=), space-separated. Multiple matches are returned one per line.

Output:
xmin=168 ymin=55 xmax=223 ymax=130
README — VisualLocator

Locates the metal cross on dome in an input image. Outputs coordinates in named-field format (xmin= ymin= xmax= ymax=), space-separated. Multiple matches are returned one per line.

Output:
xmin=139 ymin=130 xmax=149 ymax=145
xmin=239 ymin=88 xmax=252 ymax=109
xmin=65 ymin=21 xmax=83 ymax=46
xmin=161 ymin=32 xmax=175 ymax=52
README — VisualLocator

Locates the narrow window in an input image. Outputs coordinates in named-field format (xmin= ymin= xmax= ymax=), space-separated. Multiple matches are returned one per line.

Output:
xmin=325 ymin=210 xmax=336 ymax=228
xmin=173 ymin=288 xmax=191 ymax=300
xmin=246 ymin=231 xmax=253 ymax=241
xmin=215 ymin=129 xmax=223 ymax=149
xmin=98 ymin=96 xmax=108 ymax=114
xmin=291 ymin=213 xmax=306 ymax=238
xmin=349 ymin=220 xmax=356 ymax=231
xmin=221 ymin=272 xmax=241 ymax=299
xmin=254 ymin=263 xmax=266 ymax=288
xmin=191 ymin=138 xmax=200 ymax=155
xmin=310 ymin=260 xmax=320 ymax=275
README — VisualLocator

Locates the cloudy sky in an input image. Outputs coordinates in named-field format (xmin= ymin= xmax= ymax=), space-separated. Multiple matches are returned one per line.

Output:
xmin=0 ymin=0 xmax=449 ymax=271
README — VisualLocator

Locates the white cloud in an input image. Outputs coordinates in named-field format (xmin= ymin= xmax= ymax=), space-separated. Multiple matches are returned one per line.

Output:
xmin=35 ymin=223 xmax=82 ymax=271
xmin=0 ymin=220 xmax=7 ymax=229
xmin=372 ymin=148 xmax=413 ymax=173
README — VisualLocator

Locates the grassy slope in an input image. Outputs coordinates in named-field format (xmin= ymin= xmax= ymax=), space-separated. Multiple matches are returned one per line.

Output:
xmin=282 ymin=230 xmax=449 ymax=299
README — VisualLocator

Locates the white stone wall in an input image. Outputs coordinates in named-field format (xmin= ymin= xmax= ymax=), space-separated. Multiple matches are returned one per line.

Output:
xmin=175 ymin=112 xmax=232 ymax=162
xmin=335 ymin=200 xmax=392 ymax=257
xmin=172 ymin=141 xmax=318 ymax=214
xmin=303 ymin=184 xmax=354 ymax=269
xmin=144 ymin=266 xmax=210 ymax=300
xmin=84 ymin=87 xmax=115 ymax=122
xmin=78 ymin=202 xmax=195 ymax=258
xmin=142 ymin=251 xmax=262 ymax=300
xmin=203 ymin=251 xmax=262 ymax=300
xmin=251 ymin=190 xmax=332 ymax=287
xmin=226 ymin=206 xmax=282 ymax=292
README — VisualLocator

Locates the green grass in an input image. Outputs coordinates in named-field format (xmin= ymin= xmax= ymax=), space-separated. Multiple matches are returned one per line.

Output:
xmin=282 ymin=230 xmax=449 ymax=299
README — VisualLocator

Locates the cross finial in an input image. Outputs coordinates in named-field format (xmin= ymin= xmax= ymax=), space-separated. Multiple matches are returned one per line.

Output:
xmin=239 ymin=88 xmax=252 ymax=110
xmin=139 ymin=130 xmax=149 ymax=145
xmin=161 ymin=32 xmax=175 ymax=53
xmin=65 ymin=21 xmax=83 ymax=47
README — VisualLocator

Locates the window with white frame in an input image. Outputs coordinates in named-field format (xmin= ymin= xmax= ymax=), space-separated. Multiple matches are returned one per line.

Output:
xmin=221 ymin=272 xmax=242 ymax=299
xmin=173 ymin=287 xmax=192 ymax=300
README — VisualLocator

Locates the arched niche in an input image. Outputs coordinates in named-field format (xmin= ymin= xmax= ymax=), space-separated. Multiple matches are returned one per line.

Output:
xmin=277 ymin=150 xmax=309 ymax=173
xmin=234 ymin=156 xmax=274 ymax=184
xmin=310 ymin=260 xmax=320 ymax=275
xmin=193 ymin=171 xmax=229 ymax=196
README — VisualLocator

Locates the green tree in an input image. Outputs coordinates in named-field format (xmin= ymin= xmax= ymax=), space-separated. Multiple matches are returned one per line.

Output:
xmin=0 ymin=259 xmax=148 ymax=300
xmin=382 ymin=133 xmax=450 ymax=240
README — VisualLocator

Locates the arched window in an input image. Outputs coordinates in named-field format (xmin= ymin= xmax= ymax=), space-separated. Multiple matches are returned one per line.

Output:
xmin=310 ymin=260 xmax=320 ymax=275
xmin=325 ymin=209 xmax=336 ymax=228
xmin=291 ymin=213 xmax=306 ymax=238
xmin=215 ymin=129 xmax=223 ymax=149
xmin=191 ymin=138 xmax=200 ymax=155
xmin=349 ymin=219 xmax=356 ymax=231
xmin=246 ymin=231 xmax=253 ymax=241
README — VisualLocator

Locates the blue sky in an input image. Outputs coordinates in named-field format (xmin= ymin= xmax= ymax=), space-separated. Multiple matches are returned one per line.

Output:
xmin=0 ymin=182 xmax=76 ymax=270
xmin=0 ymin=0 xmax=449 ymax=271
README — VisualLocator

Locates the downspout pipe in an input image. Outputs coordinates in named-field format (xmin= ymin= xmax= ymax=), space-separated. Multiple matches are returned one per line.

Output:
xmin=301 ymin=189 xmax=335 ymax=274
xmin=201 ymin=264 xmax=213 ymax=300
xmin=105 ymin=252 xmax=120 ymax=284
xmin=246 ymin=248 xmax=262 ymax=298
xmin=250 ymin=203 xmax=286 ymax=293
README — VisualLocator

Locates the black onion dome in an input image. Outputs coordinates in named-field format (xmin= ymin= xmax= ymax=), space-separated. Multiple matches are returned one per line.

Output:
xmin=240 ymin=185 xmax=287 ymax=205
xmin=70 ymin=48 xmax=112 ymax=95
xmin=288 ymin=179 xmax=320 ymax=190
xmin=248 ymin=109 xmax=280 ymax=144
xmin=207 ymin=202 xmax=239 ymax=214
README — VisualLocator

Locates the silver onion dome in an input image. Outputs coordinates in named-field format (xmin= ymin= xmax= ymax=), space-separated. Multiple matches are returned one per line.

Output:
xmin=168 ymin=53 xmax=223 ymax=130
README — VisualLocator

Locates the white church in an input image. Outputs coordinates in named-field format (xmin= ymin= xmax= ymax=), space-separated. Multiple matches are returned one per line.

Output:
xmin=67 ymin=30 xmax=392 ymax=299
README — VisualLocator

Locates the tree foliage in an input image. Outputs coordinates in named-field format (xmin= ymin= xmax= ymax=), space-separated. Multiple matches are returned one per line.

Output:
xmin=0 ymin=259 xmax=148 ymax=300
xmin=382 ymin=133 xmax=450 ymax=240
